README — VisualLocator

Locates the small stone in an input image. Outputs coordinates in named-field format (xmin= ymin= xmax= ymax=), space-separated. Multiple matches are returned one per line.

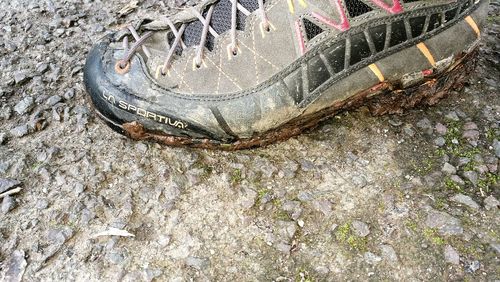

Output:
xmin=465 ymin=260 xmax=480 ymax=273
xmin=352 ymin=175 xmax=367 ymax=188
xmin=364 ymin=252 xmax=382 ymax=265
xmin=0 ymin=179 xmax=21 ymax=193
xmin=0 ymin=132 xmax=6 ymax=145
xmin=63 ymin=88 xmax=75 ymax=100
xmin=463 ymin=122 xmax=478 ymax=131
xmin=299 ymin=160 xmax=315 ymax=171
xmin=457 ymin=157 xmax=471 ymax=167
xmin=484 ymin=195 xmax=499 ymax=211
xmin=46 ymin=95 xmax=62 ymax=106
xmin=489 ymin=243 xmax=500 ymax=254
xmin=158 ymin=235 xmax=171 ymax=247
xmin=47 ymin=227 xmax=74 ymax=245
xmin=2 ymin=195 xmax=16 ymax=213
xmin=13 ymin=71 xmax=30 ymax=85
xmin=403 ymin=125 xmax=415 ymax=137
xmin=425 ymin=210 xmax=463 ymax=235
xmin=3 ymin=250 xmax=27 ymax=282
xmin=462 ymin=130 xmax=480 ymax=140
xmin=14 ymin=97 xmax=34 ymax=115
xmin=107 ymin=251 xmax=125 ymax=264
xmin=185 ymin=257 xmax=209 ymax=270
xmin=380 ymin=244 xmax=398 ymax=262
xmin=450 ymin=194 xmax=479 ymax=209
xmin=450 ymin=175 xmax=465 ymax=186
xmin=312 ymin=199 xmax=332 ymax=216
xmin=351 ymin=220 xmax=370 ymax=237
xmin=297 ymin=191 xmax=313 ymax=202
xmin=445 ymin=111 xmax=460 ymax=121
xmin=444 ymin=245 xmax=460 ymax=265
xmin=35 ymin=199 xmax=49 ymax=210
xmin=275 ymin=242 xmax=292 ymax=253
xmin=493 ymin=140 xmax=500 ymax=158
xmin=434 ymin=137 xmax=446 ymax=147
xmin=416 ymin=118 xmax=433 ymax=134
xmin=435 ymin=123 xmax=448 ymax=135
xmin=462 ymin=171 xmax=478 ymax=187
xmin=9 ymin=125 xmax=29 ymax=138
xmin=442 ymin=163 xmax=456 ymax=175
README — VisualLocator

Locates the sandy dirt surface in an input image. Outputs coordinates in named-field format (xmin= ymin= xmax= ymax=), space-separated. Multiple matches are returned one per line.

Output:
xmin=0 ymin=0 xmax=499 ymax=281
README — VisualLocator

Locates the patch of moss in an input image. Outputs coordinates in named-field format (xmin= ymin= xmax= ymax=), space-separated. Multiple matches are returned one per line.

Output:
xmin=405 ymin=220 xmax=418 ymax=232
xmin=295 ymin=267 xmax=315 ymax=282
xmin=423 ymin=228 xmax=445 ymax=245
xmin=230 ymin=168 xmax=242 ymax=185
xmin=444 ymin=177 xmax=463 ymax=193
xmin=477 ymin=172 xmax=499 ymax=194
xmin=256 ymin=188 xmax=271 ymax=205
xmin=335 ymin=222 xmax=367 ymax=251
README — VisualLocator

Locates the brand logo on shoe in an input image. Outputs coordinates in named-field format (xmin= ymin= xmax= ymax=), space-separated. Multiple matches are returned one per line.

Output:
xmin=102 ymin=91 xmax=188 ymax=129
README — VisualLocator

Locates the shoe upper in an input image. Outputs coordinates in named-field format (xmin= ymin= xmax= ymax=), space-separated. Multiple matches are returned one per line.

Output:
xmin=108 ymin=0 xmax=460 ymax=95
xmin=86 ymin=0 xmax=488 ymax=141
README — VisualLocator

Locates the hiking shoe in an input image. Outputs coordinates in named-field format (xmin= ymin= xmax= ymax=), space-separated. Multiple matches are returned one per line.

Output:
xmin=84 ymin=0 xmax=489 ymax=149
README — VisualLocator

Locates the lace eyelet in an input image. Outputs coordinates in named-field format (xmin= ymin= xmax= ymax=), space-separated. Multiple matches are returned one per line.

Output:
xmin=115 ymin=60 xmax=131 ymax=74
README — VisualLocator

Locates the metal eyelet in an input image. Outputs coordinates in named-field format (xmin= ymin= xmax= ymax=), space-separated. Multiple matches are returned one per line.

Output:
xmin=115 ymin=60 xmax=130 ymax=74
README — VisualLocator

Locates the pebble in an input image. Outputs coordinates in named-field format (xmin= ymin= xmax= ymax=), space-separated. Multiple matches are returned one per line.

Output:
xmin=490 ymin=243 xmax=500 ymax=254
xmin=0 ymin=179 xmax=21 ymax=193
xmin=416 ymin=118 xmax=433 ymax=134
xmin=450 ymin=175 xmax=465 ymax=186
xmin=185 ymin=256 xmax=209 ymax=270
xmin=0 ymin=132 xmax=6 ymax=145
xmin=36 ymin=199 xmax=49 ymax=210
xmin=425 ymin=210 xmax=463 ymax=235
xmin=351 ymin=175 xmax=367 ymax=188
xmin=462 ymin=130 xmax=480 ymax=140
xmin=462 ymin=171 xmax=478 ymax=187
xmin=442 ymin=163 xmax=456 ymax=175
xmin=435 ymin=123 xmax=448 ymax=135
xmin=444 ymin=245 xmax=460 ymax=265
xmin=64 ymin=88 xmax=75 ymax=100
xmin=2 ymin=195 xmax=16 ymax=214
xmin=46 ymin=95 xmax=62 ymax=106
xmin=493 ymin=140 xmax=500 ymax=158
xmin=14 ymin=96 xmax=34 ymax=115
xmin=450 ymin=194 xmax=479 ymax=209
xmin=445 ymin=111 xmax=460 ymax=121
xmin=9 ymin=125 xmax=29 ymax=138
xmin=434 ymin=137 xmax=445 ymax=147
xmin=380 ymin=244 xmax=398 ymax=263
xmin=483 ymin=195 xmax=499 ymax=211
xmin=351 ymin=220 xmax=370 ymax=237
xmin=364 ymin=252 xmax=382 ymax=265
xmin=47 ymin=227 xmax=74 ymax=245
xmin=312 ymin=199 xmax=332 ymax=216
xmin=465 ymin=260 xmax=480 ymax=273
xmin=2 ymin=250 xmax=27 ymax=281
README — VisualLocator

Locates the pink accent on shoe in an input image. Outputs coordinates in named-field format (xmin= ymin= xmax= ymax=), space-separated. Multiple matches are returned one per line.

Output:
xmin=295 ymin=20 xmax=306 ymax=55
xmin=368 ymin=0 xmax=403 ymax=14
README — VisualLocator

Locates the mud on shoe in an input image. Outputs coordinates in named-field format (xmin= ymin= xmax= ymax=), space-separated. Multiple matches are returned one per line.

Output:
xmin=84 ymin=0 xmax=489 ymax=150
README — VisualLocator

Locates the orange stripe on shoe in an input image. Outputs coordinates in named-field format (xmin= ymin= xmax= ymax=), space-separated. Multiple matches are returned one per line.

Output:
xmin=369 ymin=64 xmax=385 ymax=82
xmin=465 ymin=16 xmax=480 ymax=37
xmin=416 ymin=43 xmax=436 ymax=68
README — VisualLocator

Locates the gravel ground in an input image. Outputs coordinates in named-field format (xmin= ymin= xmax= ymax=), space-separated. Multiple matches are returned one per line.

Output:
xmin=0 ymin=0 xmax=499 ymax=281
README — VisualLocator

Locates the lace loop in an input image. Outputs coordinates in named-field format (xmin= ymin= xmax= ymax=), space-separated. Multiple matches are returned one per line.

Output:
xmin=117 ymin=0 xmax=269 ymax=75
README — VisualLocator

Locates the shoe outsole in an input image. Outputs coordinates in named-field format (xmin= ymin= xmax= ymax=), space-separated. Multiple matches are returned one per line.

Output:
xmin=93 ymin=48 xmax=478 ymax=150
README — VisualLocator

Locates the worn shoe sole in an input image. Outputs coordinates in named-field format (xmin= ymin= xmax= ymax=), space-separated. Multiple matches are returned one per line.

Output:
xmin=85 ymin=1 xmax=487 ymax=150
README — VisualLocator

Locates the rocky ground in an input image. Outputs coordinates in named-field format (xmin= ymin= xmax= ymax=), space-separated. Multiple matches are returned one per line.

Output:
xmin=0 ymin=0 xmax=499 ymax=281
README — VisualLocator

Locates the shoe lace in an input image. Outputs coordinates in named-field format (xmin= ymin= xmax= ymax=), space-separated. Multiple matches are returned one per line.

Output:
xmin=117 ymin=0 xmax=269 ymax=75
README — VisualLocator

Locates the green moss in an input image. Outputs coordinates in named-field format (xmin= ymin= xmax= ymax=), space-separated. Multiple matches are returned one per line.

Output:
xmin=477 ymin=173 xmax=499 ymax=194
xmin=405 ymin=220 xmax=418 ymax=232
xmin=335 ymin=222 xmax=367 ymax=251
xmin=295 ymin=267 xmax=314 ymax=282
xmin=444 ymin=177 xmax=463 ymax=193
xmin=230 ymin=168 xmax=242 ymax=185
xmin=423 ymin=228 xmax=445 ymax=245
xmin=256 ymin=188 xmax=271 ymax=205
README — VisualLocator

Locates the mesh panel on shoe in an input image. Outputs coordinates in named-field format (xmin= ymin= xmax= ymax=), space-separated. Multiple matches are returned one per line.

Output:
xmin=344 ymin=0 xmax=373 ymax=18
xmin=169 ymin=0 xmax=261 ymax=53
xmin=303 ymin=18 xmax=324 ymax=40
